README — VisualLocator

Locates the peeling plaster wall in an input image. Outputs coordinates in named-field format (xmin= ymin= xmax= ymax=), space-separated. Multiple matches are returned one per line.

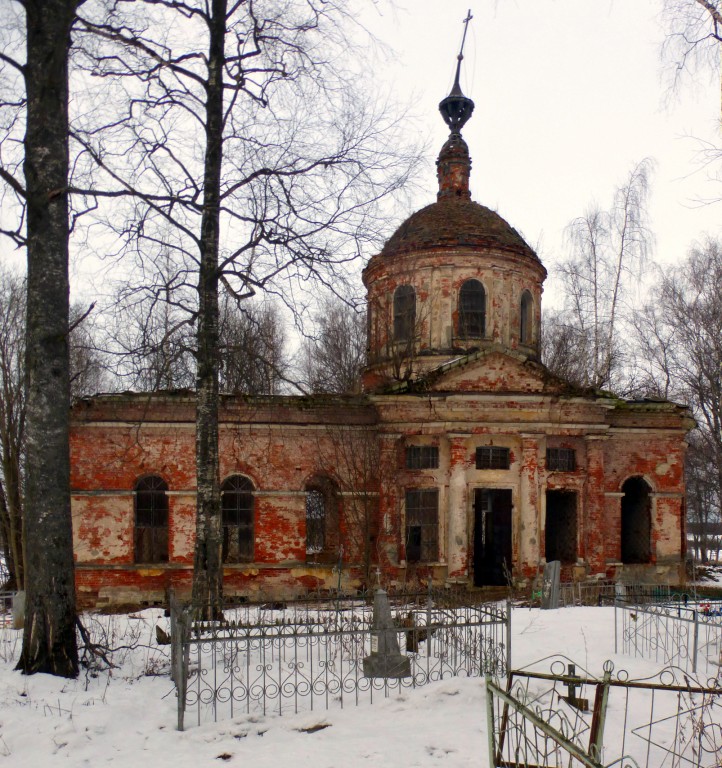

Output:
xmin=71 ymin=376 xmax=691 ymax=606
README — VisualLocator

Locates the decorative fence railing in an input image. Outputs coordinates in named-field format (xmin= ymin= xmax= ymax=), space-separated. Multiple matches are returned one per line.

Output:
xmin=486 ymin=655 xmax=722 ymax=767
xmin=554 ymin=581 xmax=671 ymax=608
xmin=615 ymin=599 xmax=722 ymax=677
xmin=171 ymin=588 xmax=510 ymax=730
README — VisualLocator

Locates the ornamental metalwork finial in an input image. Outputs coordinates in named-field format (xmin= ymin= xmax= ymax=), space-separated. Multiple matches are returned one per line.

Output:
xmin=439 ymin=10 xmax=475 ymax=135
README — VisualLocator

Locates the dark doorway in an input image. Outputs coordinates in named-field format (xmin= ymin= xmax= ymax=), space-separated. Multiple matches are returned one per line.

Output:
xmin=621 ymin=477 xmax=652 ymax=563
xmin=545 ymin=490 xmax=577 ymax=564
xmin=473 ymin=488 xmax=513 ymax=586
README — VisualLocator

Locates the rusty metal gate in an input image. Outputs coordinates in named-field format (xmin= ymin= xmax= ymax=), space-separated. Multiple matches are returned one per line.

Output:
xmin=486 ymin=654 xmax=722 ymax=767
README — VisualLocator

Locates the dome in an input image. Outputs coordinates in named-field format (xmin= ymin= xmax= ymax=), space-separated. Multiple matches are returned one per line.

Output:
xmin=380 ymin=198 xmax=539 ymax=260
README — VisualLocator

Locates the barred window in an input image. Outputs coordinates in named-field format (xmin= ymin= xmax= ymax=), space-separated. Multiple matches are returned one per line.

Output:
xmin=305 ymin=476 xmax=339 ymax=562
xmin=221 ymin=475 xmax=254 ymax=563
xmin=405 ymin=489 xmax=439 ymax=563
xmin=134 ymin=475 xmax=169 ymax=563
xmin=476 ymin=446 xmax=510 ymax=470
xmin=393 ymin=285 xmax=416 ymax=342
xmin=546 ymin=448 xmax=576 ymax=472
xmin=458 ymin=279 xmax=486 ymax=339
xmin=306 ymin=490 xmax=326 ymax=555
xmin=406 ymin=445 xmax=439 ymax=470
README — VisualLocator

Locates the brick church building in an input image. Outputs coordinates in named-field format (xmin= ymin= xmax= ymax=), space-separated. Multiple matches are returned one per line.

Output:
xmin=70 ymin=69 xmax=692 ymax=607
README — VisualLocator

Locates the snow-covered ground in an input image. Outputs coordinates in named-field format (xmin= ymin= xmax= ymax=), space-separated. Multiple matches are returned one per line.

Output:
xmin=0 ymin=604 xmax=717 ymax=767
xmin=693 ymin=562 xmax=722 ymax=587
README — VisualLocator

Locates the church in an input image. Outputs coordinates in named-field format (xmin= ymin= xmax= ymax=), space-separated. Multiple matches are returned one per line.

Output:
xmin=70 ymin=63 xmax=692 ymax=607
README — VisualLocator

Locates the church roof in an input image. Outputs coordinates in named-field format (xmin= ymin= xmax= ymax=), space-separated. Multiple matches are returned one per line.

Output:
xmin=380 ymin=197 xmax=538 ymax=259
xmin=380 ymin=51 xmax=540 ymax=264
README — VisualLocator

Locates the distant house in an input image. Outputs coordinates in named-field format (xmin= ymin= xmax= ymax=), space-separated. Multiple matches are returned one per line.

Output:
xmin=70 ymin=78 xmax=693 ymax=607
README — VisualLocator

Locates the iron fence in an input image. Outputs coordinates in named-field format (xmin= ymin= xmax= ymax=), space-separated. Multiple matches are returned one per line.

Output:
xmin=487 ymin=654 xmax=722 ymax=767
xmin=615 ymin=599 xmax=722 ymax=678
xmin=171 ymin=588 xmax=509 ymax=730
xmin=554 ymin=580 xmax=672 ymax=608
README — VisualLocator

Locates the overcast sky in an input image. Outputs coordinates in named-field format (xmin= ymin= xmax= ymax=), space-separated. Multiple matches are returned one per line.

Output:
xmin=361 ymin=0 xmax=721 ymax=302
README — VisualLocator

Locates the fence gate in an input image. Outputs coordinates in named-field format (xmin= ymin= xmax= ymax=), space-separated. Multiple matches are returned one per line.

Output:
xmin=486 ymin=654 xmax=722 ymax=768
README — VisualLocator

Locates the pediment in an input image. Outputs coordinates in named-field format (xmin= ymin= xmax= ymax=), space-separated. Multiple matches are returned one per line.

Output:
xmin=421 ymin=347 xmax=569 ymax=394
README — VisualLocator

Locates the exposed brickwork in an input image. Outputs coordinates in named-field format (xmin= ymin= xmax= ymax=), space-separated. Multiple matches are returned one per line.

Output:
xmin=71 ymin=384 xmax=691 ymax=605
xmin=70 ymin=133 xmax=693 ymax=607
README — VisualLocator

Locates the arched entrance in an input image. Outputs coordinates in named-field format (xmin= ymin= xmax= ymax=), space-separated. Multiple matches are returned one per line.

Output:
xmin=621 ymin=477 xmax=652 ymax=564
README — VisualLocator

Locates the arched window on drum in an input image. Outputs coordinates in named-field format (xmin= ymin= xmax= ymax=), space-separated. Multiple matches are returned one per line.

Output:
xmin=393 ymin=285 xmax=416 ymax=342
xmin=520 ymin=290 xmax=533 ymax=345
xmin=458 ymin=279 xmax=485 ymax=339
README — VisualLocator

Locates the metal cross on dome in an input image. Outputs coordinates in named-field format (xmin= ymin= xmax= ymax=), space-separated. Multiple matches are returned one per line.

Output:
xmin=438 ymin=9 xmax=476 ymax=134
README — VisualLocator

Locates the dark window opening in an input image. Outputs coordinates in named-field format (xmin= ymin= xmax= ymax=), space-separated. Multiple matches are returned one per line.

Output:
xmin=520 ymin=290 xmax=533 ymax=345
xmin=546 ymin=448 xmax=576 ymax=472
xmin=406 ymin=445 xmax=439 ymax=470
xmin=476 ymin=446 xmax=510 ymax=470
xmin=545 ymin=490 xmax=577 ymax=564
xmin=621 ymin=477 xmax=652 ymax=564
xmin=458 ymin=279 xmax=486 ymax=339
xmin=134 ymin=475 xmax=169 ymax=563
xmin=405 ymin=489 xmax=439 ymax=563
xmin=221 ymin=475 xmax=254 ymax=563
xmin=393 ymin=285 xmax=416 ymax=342
xmin=473 ymin=488 xmax=513 ymax=586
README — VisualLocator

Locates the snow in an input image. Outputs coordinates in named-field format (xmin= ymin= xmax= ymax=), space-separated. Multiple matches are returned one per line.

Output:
xmin=694 ymin=563 xmax=722 ymax=587
xmin=0 ymin=605 xmax=716 ymax=767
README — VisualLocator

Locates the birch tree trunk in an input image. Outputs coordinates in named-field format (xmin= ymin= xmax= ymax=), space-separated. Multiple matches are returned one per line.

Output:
xmin=191 ymin=0 xmax=226 ymax=617
xmin=17 ymin=0 xmax=80 ymax=677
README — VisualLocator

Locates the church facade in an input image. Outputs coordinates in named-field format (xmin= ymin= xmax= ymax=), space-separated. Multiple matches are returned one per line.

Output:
xmin=70 ymin=75 xmax=692 ymax=608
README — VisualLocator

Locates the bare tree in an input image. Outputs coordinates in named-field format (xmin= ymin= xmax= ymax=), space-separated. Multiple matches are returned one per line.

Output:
xmin=661 ymin=1 xmax=722 ymax=207
xmin=71 ymin=0 xmax=419 ymax=613
xmin=661 ymin=0 xmax=722 ymax=95
xmin=104 ymin=269 xmax=196 ymax=392
xmin=69 ymin=303 xmax=105 ymax=399
xmin=0 ymin=269 xmax=25 ymax=591
xmin=545 ymin=158 xmax=654 ymax=392
xmin=633 ymin=238 xmax=722 ymax=561
xmin=0 ymin=269 xmax=103 ymax=593
xmin=317 ymin=424 xmax=383 ymax=588
xmin=540 ymin=308 xmax=594 ymax=390
xmin=686 ymin=430 xmax=719 ymax=564
xmin=300 ymin=296 xmax=366 ymax=394
xmin=8 ymin=0 xmax=82 ymax=677
xmin=219 ymin=295 xmax=287 ymax=395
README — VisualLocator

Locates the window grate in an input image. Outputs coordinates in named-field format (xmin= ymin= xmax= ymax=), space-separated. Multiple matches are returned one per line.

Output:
xmin=406 ymin=445 xmax=439 ymax=469
xmin=546 ymin=448 xmax=576 ymax=472
xmin=134 ymin=475 xmax=169 ymax=563
xmin=476 ymin=447 xmax=510 ymax=470
xmin=458 ymin=279 xmax=486 ymax=339
xmin=305 ymin=489 xmax=326 ymax=555
xmin=405 ymin=488 xmax=439 ymax=563
xmin=221 ymin=475 xmax=254 ymax=563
